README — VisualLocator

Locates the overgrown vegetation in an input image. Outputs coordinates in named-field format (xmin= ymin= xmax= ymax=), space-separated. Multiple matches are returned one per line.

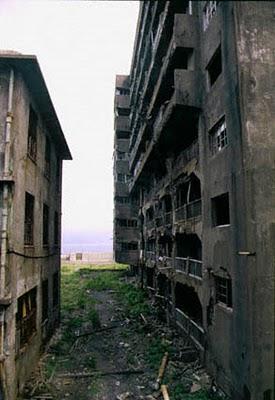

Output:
xmin=39 ymin=264 xmax=221 ymax=400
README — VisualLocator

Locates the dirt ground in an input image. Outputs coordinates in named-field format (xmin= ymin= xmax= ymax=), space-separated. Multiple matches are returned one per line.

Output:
xmin=20 ymin=267 xmax=227 ymax=400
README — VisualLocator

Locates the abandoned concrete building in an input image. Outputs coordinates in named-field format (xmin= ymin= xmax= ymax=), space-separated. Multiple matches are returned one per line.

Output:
xmin=0 ymin=52 xmax=71 ymax=399
xmin=113 ymin=2 xmax=275 ymax=399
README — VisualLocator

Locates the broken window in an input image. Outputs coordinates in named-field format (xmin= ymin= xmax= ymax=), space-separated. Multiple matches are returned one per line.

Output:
xmin=43 ymin=204 xmax=49 ymax=246
xmin=53 ymin=272 xmax=59 ymax=308
xmin=54 ymin=211 xmax=59 ymax=246
xmin=212 ymin=192 xmax=230 ymax=226
xmin=27 ymin=106 xmax=38 ymax=162
xmin=24 ymin=192 xmax=34 ymax=245
xmin=203 ymin=1 xmax=217 ymax=31
xmin=209 ymin=116 xmax=227 ymax=154
xmin=42 ymin=280 xmax=48 ymax=322
xmin=215 ymin=276 xmax=232 ymax=307
xmin=206 ymin=45 xmax=222 ymax=87
xmin=16 ymin=287 xmax=37 ymax=349
xmin=44 ymin=137 xmax=51 ymax=178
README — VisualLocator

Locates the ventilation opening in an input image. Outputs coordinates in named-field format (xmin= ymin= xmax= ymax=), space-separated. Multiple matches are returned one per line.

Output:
xmin=212 ymin=192 xmax=230 ymax=226
xmin=206 ymin=45 xmax=222 ymax=87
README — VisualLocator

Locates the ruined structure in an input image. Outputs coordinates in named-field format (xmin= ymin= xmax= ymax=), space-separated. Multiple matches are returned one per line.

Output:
xmin=0 ymin=52 xmax=71 ymax=399
xmin=113 ymin=2 xmax=275 ymax=399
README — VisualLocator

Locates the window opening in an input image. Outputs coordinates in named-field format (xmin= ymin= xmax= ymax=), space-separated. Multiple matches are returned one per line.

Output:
xmin=212 ymin=192 xmax=230 ymax=226
xmin=24 ymin=192 xmax=34 ymax=245
xmin=43 ymin=204 xmax=49 ymax=246
xmin=16 ymin=287 xmax=37 ymax=349
xmin=215 ymin=275 xmax=232 ymax=307
xmin=27 ymin=106 xmax=37 ymax=161
xmin=203 ymin=1 xmax=217 ymax=31
xmin=209 ymin=116 xmax=227 ymax=154
xmin=44 ymin=137 xmax=51 ymax=178
xmin=206 ymin=45 xmax=222 ymax=87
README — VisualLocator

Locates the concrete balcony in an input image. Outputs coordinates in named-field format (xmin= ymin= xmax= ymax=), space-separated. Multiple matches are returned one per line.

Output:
xmin=175 ymin=308 xmax=205 ymax=350
xmin=129 ymin=71 xmax=201 ymax=193
xmin=114 ymin=115 xmax=130 ymax=132
xmin=175 ymin=199 xmax=202 ymax=222
xmin=129 ymin=11 xmax=199 ymax=169
xmin=172 ymin=140 xmax=199 ymax=178
xmin=115 ymin=95 xmax=130 ymax=110
xmin=173 ymin=13 xmax=198 ymax=49
xmin=175 ymin=257 xmax=202 ymax=279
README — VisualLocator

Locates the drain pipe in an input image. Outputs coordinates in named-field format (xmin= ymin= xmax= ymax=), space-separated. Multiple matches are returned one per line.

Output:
xmin=0 ymin=68 xmax=14 ymax=300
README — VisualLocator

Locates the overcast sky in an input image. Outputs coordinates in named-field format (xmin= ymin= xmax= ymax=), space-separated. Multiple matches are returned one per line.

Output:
xmin=0 ymin=0 xmax=139 ymax=250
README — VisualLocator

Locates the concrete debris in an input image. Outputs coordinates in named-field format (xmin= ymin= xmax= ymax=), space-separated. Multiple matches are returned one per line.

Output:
xmin=190 ymin=382 xmax=202 ymax=393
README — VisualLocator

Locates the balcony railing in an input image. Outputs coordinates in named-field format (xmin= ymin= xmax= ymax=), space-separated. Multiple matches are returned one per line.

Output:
xmin=175 ymin=199 xmax=202 ymax=222
xmin=175 ymin=257 xmax=202 ymax=279
xmin=175 ymin=308 xmax=205 ymax=349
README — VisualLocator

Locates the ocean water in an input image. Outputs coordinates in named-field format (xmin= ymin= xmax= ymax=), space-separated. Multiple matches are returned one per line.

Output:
xmin=62 ymin=242 xmax=112 ymax=254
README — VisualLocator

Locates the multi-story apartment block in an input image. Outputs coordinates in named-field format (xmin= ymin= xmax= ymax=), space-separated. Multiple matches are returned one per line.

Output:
xmin=0 ymin=52 xmax=71 ymax=400
xmin=113 ymin=2 xmax=275 ymax=399
xmin=113 ymin=75 xmax=139 ymax=266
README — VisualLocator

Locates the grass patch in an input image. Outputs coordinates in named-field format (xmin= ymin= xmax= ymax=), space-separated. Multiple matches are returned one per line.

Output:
xmin=145 ymin=337 xmax=172 ymax=370
xmin=61 ymin=263 xmax=128 ymax=272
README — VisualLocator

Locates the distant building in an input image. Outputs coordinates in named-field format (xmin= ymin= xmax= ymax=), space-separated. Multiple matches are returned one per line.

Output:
xmin=0 ymin=52 xmax=71 ymax=399
xmin=113 ymin=2 xmax=275 ymax=399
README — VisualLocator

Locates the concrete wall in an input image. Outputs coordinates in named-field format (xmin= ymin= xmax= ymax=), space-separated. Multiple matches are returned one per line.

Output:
xmin=0 ymin=67 xmax=63 ymax=400
xmin=119 ymin=2 xmax=275 ymax=399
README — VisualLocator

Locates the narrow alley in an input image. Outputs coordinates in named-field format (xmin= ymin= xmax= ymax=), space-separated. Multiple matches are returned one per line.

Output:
xmin=20 ymin=264 xmax=223 ymax=400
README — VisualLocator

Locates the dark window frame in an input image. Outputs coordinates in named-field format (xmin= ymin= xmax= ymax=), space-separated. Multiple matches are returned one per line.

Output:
xmin=24 ymin=192 xmax=35 ymax=246
xmin=211 ymin=192 xmax=230 ymax=227
xmin=27 ymin=106 xmax=38 ymax=162
xmin=206 ymin=45 xmax=222 ymax=87
xmin=209 ymin=116 xmax=228 ymax=155
xmin=44 ymin=137 xmax=51 ymax=179
xmin=215 ymin=275 xmax=232 ymax=308
xmin=43 ymin=203 xmax=49 ymax=246
xmin=16 ymin=287 xmax=37 ymax=350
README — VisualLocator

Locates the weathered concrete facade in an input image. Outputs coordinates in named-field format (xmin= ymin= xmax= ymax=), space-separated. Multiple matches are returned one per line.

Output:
xmin=0 ymin=52 xmax=71 ymax=399
xmin=113 ymin=2 xmax=275 ymax=399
